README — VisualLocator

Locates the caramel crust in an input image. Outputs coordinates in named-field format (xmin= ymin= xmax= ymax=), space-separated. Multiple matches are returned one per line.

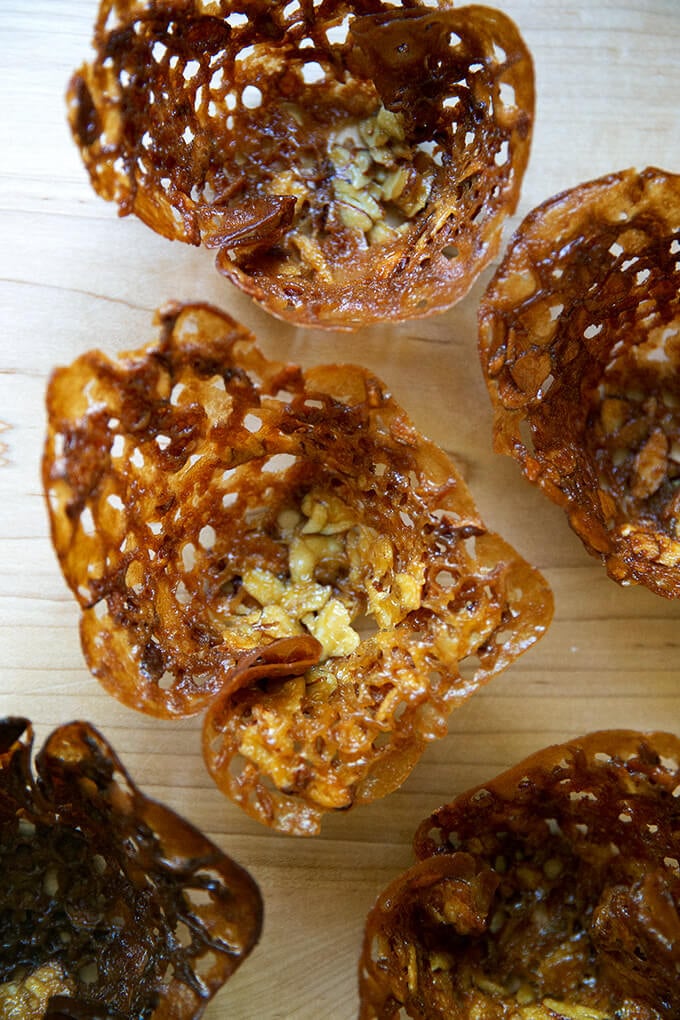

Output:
xmin=479 ymin=166 xmax=680 ymax=598
xmin=43 ymin=302 xmax=552 ymax=834
xmin=67 ymin=0 xmax=533 ymax=328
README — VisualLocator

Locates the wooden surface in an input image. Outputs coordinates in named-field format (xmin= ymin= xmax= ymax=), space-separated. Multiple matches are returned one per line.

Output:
xmin=1 ymin=2 xmax=680 ymax=1017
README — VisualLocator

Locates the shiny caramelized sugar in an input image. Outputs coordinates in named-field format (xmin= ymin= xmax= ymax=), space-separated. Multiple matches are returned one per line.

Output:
xmin=359 ymin=730 xmax=680 ymax=1020
xmin=0 ymin=717 xmax=262 ymax=1020
xmin=67 ymin=0 xmax=534 ymax=328
xmin=43 ymin=303 xmax=552 ymax=835
xmin=479 ymin=167 xmax=680 ymax=598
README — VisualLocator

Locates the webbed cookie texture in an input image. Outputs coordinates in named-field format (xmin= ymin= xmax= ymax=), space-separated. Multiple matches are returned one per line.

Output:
xmin=359 ymin=729 xmax=680 ymax=1019
xmin=479 ymin=166 xmax=680 ymax=598
xmin=67 ymin=0 xmax=534 ymax=328
xmin=44 ymin=302 xmax=552 ymax=834
xmin=0 ymin=718 xmax=262 ymax=1019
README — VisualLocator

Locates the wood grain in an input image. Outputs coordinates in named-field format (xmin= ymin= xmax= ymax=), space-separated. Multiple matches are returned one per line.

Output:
xmin=1 ymin=2 xmax=679 ymax=1017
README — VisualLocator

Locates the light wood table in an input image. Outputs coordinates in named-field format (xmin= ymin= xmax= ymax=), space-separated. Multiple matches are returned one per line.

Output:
xmin=1 ymin=2 xmax=679 ymax=1017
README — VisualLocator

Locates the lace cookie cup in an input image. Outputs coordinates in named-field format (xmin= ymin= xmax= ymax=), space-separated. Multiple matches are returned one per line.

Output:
xmin=43 ymin=302 xmax=552 ymax=835
xmin=479 ymin=167 xmax=680 ymax=598
xmin=67 ymin=0 xmax=534 ymax=328
xmin=359 ymin=729 xmax=680 ymax=1019
xmin=0 ymin=717 xmax=262 ymax=1019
